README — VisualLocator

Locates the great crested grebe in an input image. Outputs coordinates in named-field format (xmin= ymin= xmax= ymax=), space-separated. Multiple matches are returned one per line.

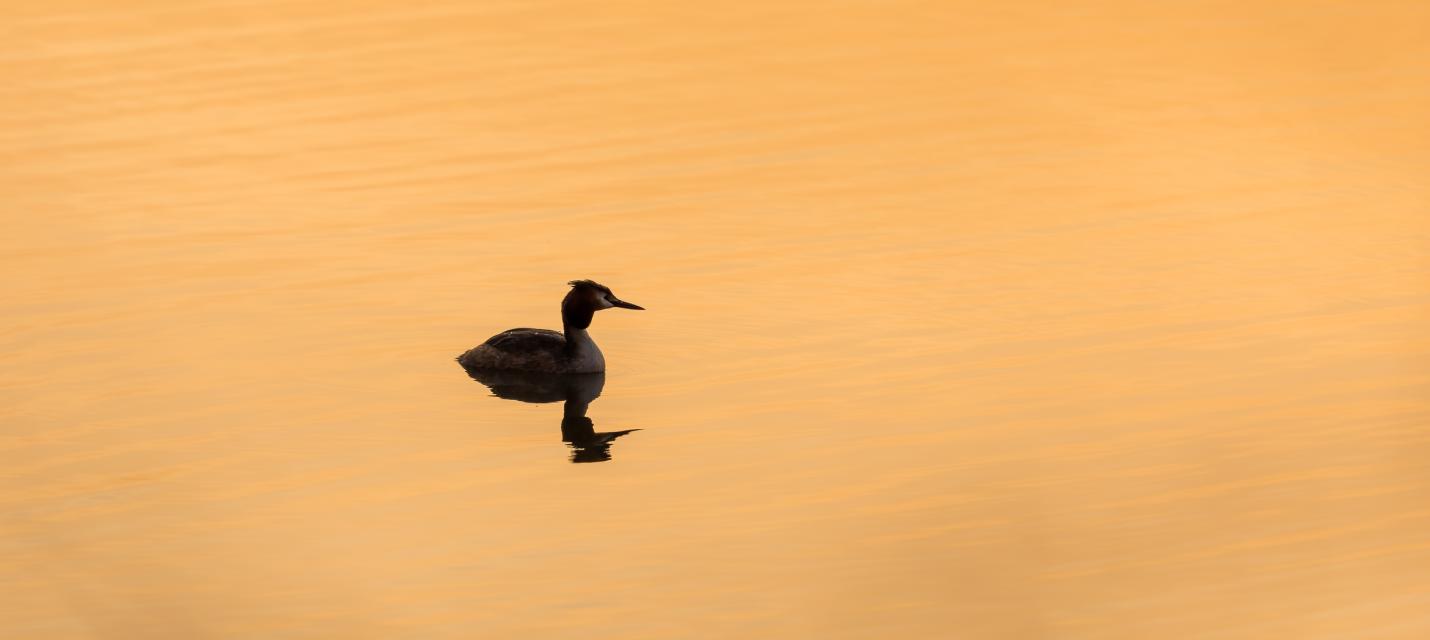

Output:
xmin=456 ymin=280 xmax=643 ymax=374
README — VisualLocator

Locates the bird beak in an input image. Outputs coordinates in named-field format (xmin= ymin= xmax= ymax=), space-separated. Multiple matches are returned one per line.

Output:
xmin=611 ymin=298 xmax=644 ymax=310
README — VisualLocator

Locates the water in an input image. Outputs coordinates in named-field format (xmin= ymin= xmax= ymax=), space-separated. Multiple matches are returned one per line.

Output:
xmin=3 ymin=1 xmax=1429 ymax=637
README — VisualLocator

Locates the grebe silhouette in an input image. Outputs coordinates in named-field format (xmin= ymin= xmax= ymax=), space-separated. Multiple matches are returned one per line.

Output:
xmin=457 ymin=280 xmax=643 ymax=374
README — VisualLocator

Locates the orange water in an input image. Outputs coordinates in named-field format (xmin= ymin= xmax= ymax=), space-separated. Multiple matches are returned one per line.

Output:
xmin=4 ymin=1 xmax=1429 ymax=638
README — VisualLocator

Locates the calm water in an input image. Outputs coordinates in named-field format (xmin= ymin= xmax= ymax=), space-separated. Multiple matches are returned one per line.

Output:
xmin=4 ymin=1 xmax=1429 ymax=638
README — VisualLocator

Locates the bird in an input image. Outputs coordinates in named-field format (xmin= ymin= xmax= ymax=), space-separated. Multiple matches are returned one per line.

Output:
xmin=457 ymin=280 xmax=644 ymax=374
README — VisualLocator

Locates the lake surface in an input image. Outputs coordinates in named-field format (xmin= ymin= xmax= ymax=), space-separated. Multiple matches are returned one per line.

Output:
xmin=4 ymin=1 xmax=1429 ymax=637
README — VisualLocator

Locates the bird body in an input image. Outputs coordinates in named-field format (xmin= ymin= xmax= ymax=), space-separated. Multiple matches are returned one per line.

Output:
xmin=461 ymin=326 xmax=603 ymax=373
xmin=457 ymin=280 xmax=642 ymax=374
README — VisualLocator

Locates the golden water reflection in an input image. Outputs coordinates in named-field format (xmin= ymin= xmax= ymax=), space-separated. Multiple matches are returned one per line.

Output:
xmin=2 ymin=0 xmax=1429 ymax=638
xmin=462 ymin=369 xmax=639 ymax=464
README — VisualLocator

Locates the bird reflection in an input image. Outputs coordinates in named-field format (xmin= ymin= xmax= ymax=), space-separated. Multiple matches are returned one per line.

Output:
xmin=460 ymin=368 xmax=639 ymax=463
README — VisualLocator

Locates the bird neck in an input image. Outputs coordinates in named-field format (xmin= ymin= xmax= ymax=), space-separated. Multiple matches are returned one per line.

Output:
xmin=563 ymin=323 xmax=598 ymax=352
xmin=561 ymin=292 xmax=594 ymax=332
xmin=562 ymin=324 xmax=605 ymax=373
xmin=562 ymin=295 xmax=592 ymax=340
xmin=560 ymin=293 xmax=604 ymax=369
